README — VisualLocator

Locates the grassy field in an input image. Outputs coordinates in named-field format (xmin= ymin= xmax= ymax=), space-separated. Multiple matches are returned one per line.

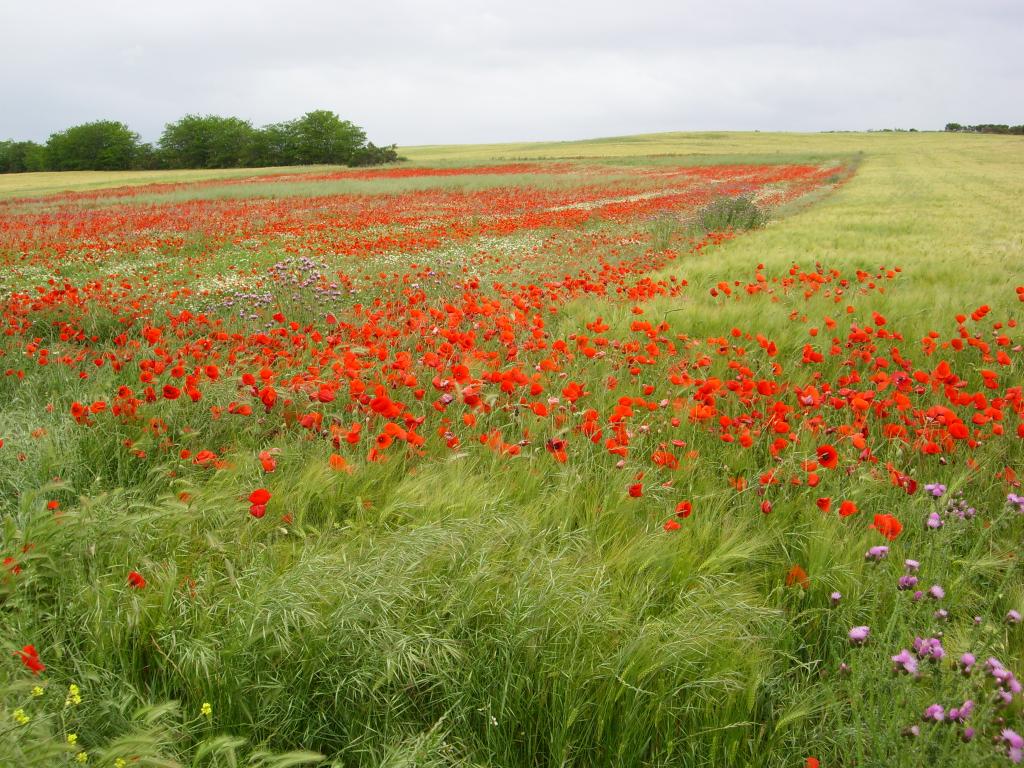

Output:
xmin=1 ymin=132 xmax=1022 ymax=767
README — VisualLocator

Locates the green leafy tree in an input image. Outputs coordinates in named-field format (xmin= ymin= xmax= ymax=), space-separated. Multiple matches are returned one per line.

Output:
xmin=159 ymin=115 xmax=258 ymax=168
xmin=44 ymin=120 xmax=140 ymax=170
xmin=284 ymin=110 xmax=367 ymax=165
xmin=0 ymin=140 xmax=48 ymax=172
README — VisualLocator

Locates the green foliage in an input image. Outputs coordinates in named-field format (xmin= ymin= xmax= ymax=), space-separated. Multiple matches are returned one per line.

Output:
xmin=159 ymin=115 xmax=260 ymax=169
xmin=1 ymin=111 xmax=400 ymax=174
xmin=45 ymin=120 xmax=141 ymax=171
xmin=945 ymin=121 xmax=1024 ymax=134
xmin=695 ymin=194 xmax=768 ymax=233
xmin=0 ymin=140 xmax=48 ymax=173
xmin=281 ymin=110 xmax=367 ymax=165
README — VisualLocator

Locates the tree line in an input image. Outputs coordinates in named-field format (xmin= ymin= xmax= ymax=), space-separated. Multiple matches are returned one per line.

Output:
xmin=944 ymin=123 xmax=1024 ymax=135
xmin=0 ymin=110 xmax=401 ymax=173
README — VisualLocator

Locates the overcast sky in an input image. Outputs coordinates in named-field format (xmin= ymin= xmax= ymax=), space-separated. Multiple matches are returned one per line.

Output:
xmin=2 ymin=0 xmax=1020 ymax=146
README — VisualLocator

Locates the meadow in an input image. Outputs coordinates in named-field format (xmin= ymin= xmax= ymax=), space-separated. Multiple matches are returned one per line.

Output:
xmin=1 ymin=131 xmax=1022 ymax=767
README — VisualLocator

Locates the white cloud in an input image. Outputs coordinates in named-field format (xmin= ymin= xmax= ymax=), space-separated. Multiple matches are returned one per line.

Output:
xmin=2 ymin=0 xmax=1020 ymax=144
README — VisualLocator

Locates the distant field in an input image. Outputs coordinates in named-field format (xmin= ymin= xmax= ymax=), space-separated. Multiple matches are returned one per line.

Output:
xmin=0 ymin=164 xmax=344 ymax=199
xmin=2 ymin=132 xmax=1022 ymax=767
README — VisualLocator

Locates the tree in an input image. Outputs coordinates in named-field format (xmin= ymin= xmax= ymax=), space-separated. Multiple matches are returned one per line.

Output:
xmin=0 ymin=140 xmax=48 ymax=173
xmin=349 ymin=142 xmax=401 ymax=166
xmin=284 ymin=110 xmax=367 ymax=165
xmin=44 ymin=120 xmax=140 ymax=170
xmin=159 ymin=115 xmax=259 ymax=168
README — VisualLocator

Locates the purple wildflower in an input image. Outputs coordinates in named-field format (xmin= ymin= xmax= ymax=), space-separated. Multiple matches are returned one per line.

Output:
xmin=865 ymin=545 xmax=889 ymax=562
xmin=928 ymin=584 xmax=945 ymax=600
xmin=848 ymin=626 xmax=870 ymax=646
xmin=959 ymin=652 xmax=976 ymax=675
xmin=926 ymin=511 xmax=943 ymax=529
xmin=913 ymin=636 xmax=945 ymax=662
xmin=830 ymin=591 xmax=842 ymax=606
xmin=948 ymin=700 xmax=973 ymax=723
xmin=1007 ymin=610 xmax=1022 ymax=625
xmin=904 ymin=559 xmax=920 ymax=572
xmin=897 ymin=575 xmax=918 ymax=590
xmin=1002 ymin=728 xmax=1023 ymax=764
xmin=891 ymin=649 xmax=918 ymax=676
xmin=922 ymin=704 xmax=945 ymax=723
xmin=924 ymin=483 xmax=946 ymax=498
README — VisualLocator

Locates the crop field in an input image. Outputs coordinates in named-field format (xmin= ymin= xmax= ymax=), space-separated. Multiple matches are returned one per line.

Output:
xmin=1 ymin=132 xmax=1023 ymax=767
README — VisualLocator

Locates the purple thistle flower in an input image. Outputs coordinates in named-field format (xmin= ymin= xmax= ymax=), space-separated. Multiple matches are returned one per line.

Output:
xmin=948 ymin=699 xmax=973 ymax=723
xmin=928 ymin=584 xmax=945 ymax=600
xmin=961 ymin=727 xmax=974 ymax=743
xmin=891 ymin=649 xmax=918 ymax=676
xmin=1007 ymin=610 xmax=1022 ymax=625
xmin=904 ymin=559 xmax=920 ymax=572
xmin=897 ymin=575 xmax=918 ymax=590
xmin=848 ymin=626 xmax=870 ymax=645
xmin=925 ymin=483 xmax=946 ymax=498
xmin=913 ymin=636 xmax=945 ymax=661
xmin=934 ymin=608 xmax=948 ymax=621
xmin=922 ymin=704 xmax=945 ymax=723
xmin=865 ymin=545 xmax=889 ymax=562
xmin=959 ymin=652 xmax=976 ymax=675
xmin=1002 ymin=728 xmax=1023 ymax=764
xmin=830 ymin=591 xmax=842 ymax=606
xmin=926 ymin=511 xmax=943 ymax=529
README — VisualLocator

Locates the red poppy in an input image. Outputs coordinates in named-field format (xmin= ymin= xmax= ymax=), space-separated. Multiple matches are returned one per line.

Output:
xmin=16 ymin=644 xmax=45 ymax=675
xmin=127 ymin=570 xmax=147 ymax=589
xmin=545 ymin=438 xmax=568 ymax=463
xmin=248 ymin=488 xmax=271 ymax=505
xmin=663 ymin=518 xmax=681 ymax=532
xmin=674 ymin=500 xmax=692 ymax=518
xmin=628 ymin=483 xmax=643 ymax=498
xmin=870 ymin=513 xmax=903 ymax=541
xmin=838 ymin=500 xmax=858 ymax=517
xmin=258 ymin=450 xmax=277 ymax=473
xmin=816 ymin=497 xmax=831 ymax=513
xmin=785 ymin=564 xmax=810 ymax=589
xmin=816 ymin=444 xmax=838 ymax=469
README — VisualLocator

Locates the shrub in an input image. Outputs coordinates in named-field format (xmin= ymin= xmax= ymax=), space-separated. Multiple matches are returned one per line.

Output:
xmin=695 ymin=195 xmax=768 ymax=233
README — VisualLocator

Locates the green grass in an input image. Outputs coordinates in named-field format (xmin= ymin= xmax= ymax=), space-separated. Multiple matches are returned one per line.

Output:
xmin=2 ymin=131 xmax=1023 ymax=767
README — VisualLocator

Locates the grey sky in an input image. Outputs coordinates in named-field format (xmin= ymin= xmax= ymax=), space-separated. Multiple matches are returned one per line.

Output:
xmin=2 ymin=0 xmax=1020 ymax=146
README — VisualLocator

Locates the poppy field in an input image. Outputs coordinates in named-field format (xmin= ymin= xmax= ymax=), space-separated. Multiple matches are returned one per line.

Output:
xmin=1 ymin=132 xmax=1023 ymax=767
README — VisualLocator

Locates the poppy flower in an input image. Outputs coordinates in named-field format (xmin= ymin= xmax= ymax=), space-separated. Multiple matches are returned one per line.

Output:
xmin=248 ymin=488 xmax=271 ymax=505
xmin=870 ymin=513 xmax=903 ymax=541
xmin=663 ymin=518 xmax=681 ymax=532
xmin=674 ymin=500 xmax=692 ymax=518
xmin=628 ymin=483 xmax=643 ymax=498
xmin=127 ymin=570 xmax=147 ymax=589
xmin=258 ymin=450 xmax=277 ymax=472
xmin=786 ymin=564 xmax=810 ymax=589
xmin=815 ymin=497 xmax=831 ymax=513
xmin=837 ymin=500 xmax=858 ymax=517
xmin=16 ymin=644 xmax=45 ymax=675
xmin=816 ymin=444 xmax=838 ymax=469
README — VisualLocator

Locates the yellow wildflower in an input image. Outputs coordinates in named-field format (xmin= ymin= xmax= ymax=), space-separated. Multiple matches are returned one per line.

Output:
xmin=12 ymin=708 xmax=30 ymax=725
